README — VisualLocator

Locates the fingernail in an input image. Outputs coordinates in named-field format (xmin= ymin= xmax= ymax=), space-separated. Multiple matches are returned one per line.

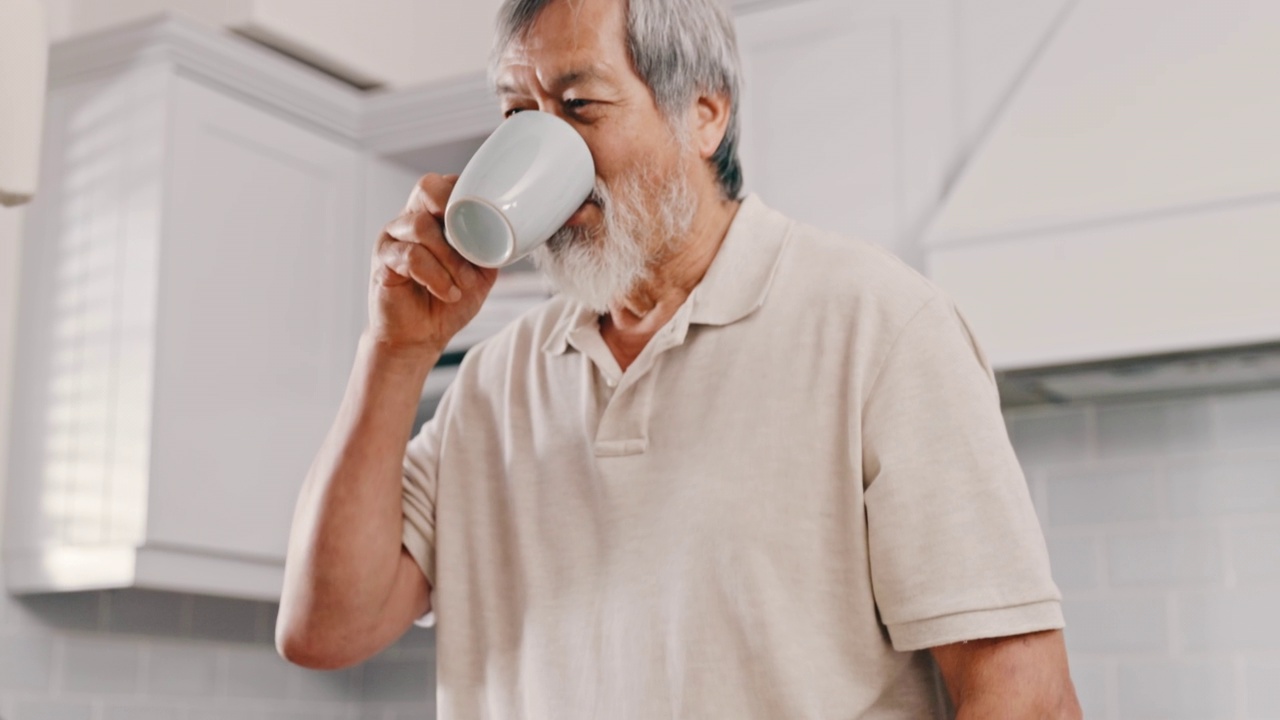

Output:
xmin=447 ymin=286 xmax=462 ymax=302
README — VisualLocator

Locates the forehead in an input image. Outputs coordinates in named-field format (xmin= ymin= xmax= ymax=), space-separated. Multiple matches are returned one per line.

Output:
xmin=495 ymin=0 xmax=632 ymax=91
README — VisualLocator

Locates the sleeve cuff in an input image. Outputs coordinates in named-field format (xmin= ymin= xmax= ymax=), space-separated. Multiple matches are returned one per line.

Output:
xmin=887 ymin=599 xmax=1065 ymax=652
xmin=401 ymin=522 xmax=437 ymax=628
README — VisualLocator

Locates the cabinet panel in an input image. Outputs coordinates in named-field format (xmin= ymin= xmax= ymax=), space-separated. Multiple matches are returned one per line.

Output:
xmin=5 ymin=68 xmax=169 ymax=554
xmin=956 ymin=0 xmax=1069 ymax=154
xmin=736 ymin=0 xmax=898 ymax=248
xmin=146 ymin=75 xmax=362 ymax=562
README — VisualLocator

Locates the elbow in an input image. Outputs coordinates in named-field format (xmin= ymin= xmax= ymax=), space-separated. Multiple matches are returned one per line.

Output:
xmin=275 ymin=615 xmax=363 ymax=670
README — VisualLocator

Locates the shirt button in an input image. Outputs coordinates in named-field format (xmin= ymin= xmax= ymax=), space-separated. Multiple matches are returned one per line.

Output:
xmin=606 ymin=377 xmax=618 ymax=387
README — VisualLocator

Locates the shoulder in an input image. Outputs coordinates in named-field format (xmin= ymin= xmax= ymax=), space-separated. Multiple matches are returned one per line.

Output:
xmin=767 ymin=209 xmax=948 ymax=331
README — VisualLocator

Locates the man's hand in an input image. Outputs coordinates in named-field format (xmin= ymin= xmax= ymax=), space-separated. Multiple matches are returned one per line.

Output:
xmin=931 ymin=630 xmax=1082 ymax=719
xmin=370 ymin=173 xmax=499 ymax=354
xmin=277 ymin=173 xmax=502 ymax=670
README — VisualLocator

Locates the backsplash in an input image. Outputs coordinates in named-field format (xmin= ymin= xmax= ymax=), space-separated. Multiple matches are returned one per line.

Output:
xmin=0 ymin=582 xmax=436 ymax=720
xmin=1008 ymin=387 xmax=1280 ymax=719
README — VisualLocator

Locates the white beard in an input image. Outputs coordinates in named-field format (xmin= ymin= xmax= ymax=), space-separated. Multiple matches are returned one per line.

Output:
xmin=532 ymin=160 xmax=697 ymax=313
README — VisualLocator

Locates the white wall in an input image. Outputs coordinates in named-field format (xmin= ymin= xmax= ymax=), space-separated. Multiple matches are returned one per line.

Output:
xmin=0 ymin=206 xmax=23 ymax=542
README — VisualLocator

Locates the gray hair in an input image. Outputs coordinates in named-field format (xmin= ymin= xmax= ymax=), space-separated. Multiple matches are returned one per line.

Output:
xmin=491 ymin=0 xmax=744 ymax=200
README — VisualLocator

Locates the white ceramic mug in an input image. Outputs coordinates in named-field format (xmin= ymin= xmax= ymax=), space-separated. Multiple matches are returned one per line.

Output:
xmin=444 ymin=111 xmax=595 ymax=268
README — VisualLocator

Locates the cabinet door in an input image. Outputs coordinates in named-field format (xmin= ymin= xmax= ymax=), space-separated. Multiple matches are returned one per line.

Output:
xmin=146 ymin=75 xmax=363 ymax=567
xmin=736 ymin=0 xmax=898 ymax=248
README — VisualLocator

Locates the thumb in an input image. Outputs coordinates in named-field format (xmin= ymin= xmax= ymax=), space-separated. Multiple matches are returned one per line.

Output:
xmin=404 ymin=174 xmax=460 ymax=218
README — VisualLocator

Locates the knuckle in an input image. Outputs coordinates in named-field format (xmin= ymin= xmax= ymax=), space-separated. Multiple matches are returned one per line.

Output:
xmin=382 ymin=215 xmax=407 ymax=239
xmin=411 ymin=212 xmax=441 ymax=242
xmin=415 ymin=173 xmax=442 ymax=193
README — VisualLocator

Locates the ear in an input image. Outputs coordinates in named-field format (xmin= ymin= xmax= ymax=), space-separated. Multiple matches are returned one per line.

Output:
xmin=690 ymin=91 xmax=732 ymax=160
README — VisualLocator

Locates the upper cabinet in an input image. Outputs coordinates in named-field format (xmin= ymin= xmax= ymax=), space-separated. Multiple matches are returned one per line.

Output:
xmin=734 ymin=0 xmax=956 ymax=267
xmin=5 ymin=23 xmax=368 ymax=599
xmin=925 ymin=0 xmax=1280 ymax=370
xmin=3 ymin=15 xmax=541 ymax=601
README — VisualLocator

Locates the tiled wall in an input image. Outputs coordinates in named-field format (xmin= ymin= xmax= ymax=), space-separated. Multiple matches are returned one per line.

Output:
xmin=1007 ymin=387 xmax=1280 ymax=720
xmin=0 ymin=581 xmax=436 ymax=720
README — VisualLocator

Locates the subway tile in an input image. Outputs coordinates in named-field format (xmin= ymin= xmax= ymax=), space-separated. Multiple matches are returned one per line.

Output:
xmin=1006 ymin=406 xmax=1091 ymax=467
xmin=1168 ymin=456 xmax=1280 ymax=518
xmin=106 ymin=589 xmax=185 ymax=637
xmin=221 ymin=645 xmax=292 ymax=700
xmin=1047 ymin=465 xmax=1162 ymax=526
xmin=259 ymin=603 xmax=280 ymax=645
xmin=1062 ymin=596 xmax=1168 ymax=653
xmin=1067 ymin=656 xmax=1109 ymax=719
xmin=62 ymin=634 xmax=142 ymax=695
xmin=1106 ymin=529 xmax=1222 ymax=586
xmin=1117 ymin=660 xmax=1235 ymax=719
xmin=10 ymin=699 xmax=95 ymax=720
xmin=0 ymin=628 xmax=55 ymax=691
xmin=1229 ymin=524 xmax=1280 ymax=584
xmin=1045 ymin=535 xmax=1101 ymax=591
xmin=101 ymin=703 xmax=188 ymax=720
xmin=188 ymin=704 xmax=267 ymax=720
xmin=373 ymin=701 xmax=436 ymax=720
xmin=190 ymin=596 xmax=263 ymax=643
xmin=380 ymin=626 xmax=436 ymax=660
xmin=7 ymin=591 xmax=103 ymax=632
xmin=360 ymin=657 xmax=433 ymax=703
xmin=1180 ymin=589 xmax=1280 ymax=651
xmin=267 ymin=708 xmax=352 ymax=720
xmin=1097 ymin=399 xmax=1214 ymax=459
xmin=1216 ymin=389 xmax=1280 ymax=451
xmin=288 ymin=663 xmax=361 ymax=703
xmin=1246 ymin=660 xmax=1280 ymax=717
xmin=147 ymin=642 xmax=218 ymax=696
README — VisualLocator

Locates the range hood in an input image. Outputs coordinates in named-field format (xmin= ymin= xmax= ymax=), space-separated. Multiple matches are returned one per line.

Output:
xmin=998 ymin=342 xmax=1280 ymax=407
xmin=923 ymin=0 xmax=1280 ymax=404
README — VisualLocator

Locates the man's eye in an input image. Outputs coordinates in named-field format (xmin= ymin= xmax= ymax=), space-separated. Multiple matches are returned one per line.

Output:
xmin=564 ymin=99 xmax=593 ymax=111
xmin=503 ymin=107 xmax=528 ymax=119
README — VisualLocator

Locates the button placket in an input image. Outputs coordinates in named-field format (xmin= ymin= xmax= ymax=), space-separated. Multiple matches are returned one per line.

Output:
xmin=592 ymin=304 xmax=692 ymax=458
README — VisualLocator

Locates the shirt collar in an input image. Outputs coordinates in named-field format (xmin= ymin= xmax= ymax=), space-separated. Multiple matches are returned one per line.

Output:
xmin=542 ymin=193 xmax=790 ymax=356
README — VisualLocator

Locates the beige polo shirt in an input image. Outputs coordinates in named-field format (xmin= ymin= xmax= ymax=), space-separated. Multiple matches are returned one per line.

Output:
xmin=401 ymin=194 xmax=1062 ymax=720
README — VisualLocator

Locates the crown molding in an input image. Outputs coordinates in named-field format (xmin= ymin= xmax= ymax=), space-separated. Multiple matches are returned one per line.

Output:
xmin=361 ymin=72 xmax=502 ymax=157
xmin=48 ymin=13 xmax=366 ymax=142
xmin=42 ymin=3 xmax=796 ymax=161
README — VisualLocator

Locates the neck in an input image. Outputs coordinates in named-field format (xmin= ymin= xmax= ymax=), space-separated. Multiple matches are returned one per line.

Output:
xmin=600 ymin=191 xmax=740 ymax=365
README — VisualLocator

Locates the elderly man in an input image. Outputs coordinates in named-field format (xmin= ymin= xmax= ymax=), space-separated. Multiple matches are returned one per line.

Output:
xmin=277 ymin=0 xmax=1081 ymax=717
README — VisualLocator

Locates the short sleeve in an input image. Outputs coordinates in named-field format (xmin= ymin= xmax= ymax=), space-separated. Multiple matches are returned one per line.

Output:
xmin=862 ymin=294 xmax=1063 ymax=652
xmin=401 ymin=378 xmax=457 ymax=628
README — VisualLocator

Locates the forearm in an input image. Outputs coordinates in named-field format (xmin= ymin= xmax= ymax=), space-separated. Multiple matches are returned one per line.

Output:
xmin=277 ymin=332 xmax=439 ymax=648
xmin=935 ymin=631 xmax=1082 ymax=720
xmin=953 ymin=687 xmax=1082 ymax=720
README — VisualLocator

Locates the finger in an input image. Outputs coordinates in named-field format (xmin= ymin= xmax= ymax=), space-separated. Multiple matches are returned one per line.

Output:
xmin=403 ymin=173 xmax=460 ymax=217
xmin=384 ymin=211 xmax=482 ymax=290
xmin=375 ymin=233 xmax=462 ymax=302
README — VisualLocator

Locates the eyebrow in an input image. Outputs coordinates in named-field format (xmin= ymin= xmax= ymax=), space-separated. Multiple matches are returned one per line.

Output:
xmin=495 ymin=67 xmax=608 ymax=97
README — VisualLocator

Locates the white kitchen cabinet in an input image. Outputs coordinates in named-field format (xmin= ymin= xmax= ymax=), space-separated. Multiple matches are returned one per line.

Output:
xmin=925 ymin=0 xmax=1280 ymax=370
xmin=4 ymin=19 xmax=366 ymax=600
xmin=733 ymin=0 xmax=962 ymax=267
xmin=736 ymin=0 xmax=898 ymax=248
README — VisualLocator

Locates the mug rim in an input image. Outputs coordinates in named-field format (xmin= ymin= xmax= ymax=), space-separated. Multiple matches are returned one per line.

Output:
xmin=444 ymin=194 xmax=518 ymax=268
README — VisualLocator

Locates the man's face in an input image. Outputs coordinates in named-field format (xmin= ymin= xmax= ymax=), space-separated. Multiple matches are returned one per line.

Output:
xmin=494 ymin=0 xmax=699 ymax=310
